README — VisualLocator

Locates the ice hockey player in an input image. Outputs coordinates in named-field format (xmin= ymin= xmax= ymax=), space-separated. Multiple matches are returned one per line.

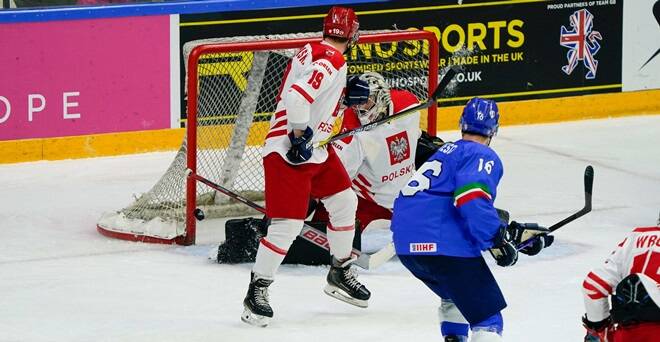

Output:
xmin=310 ymin=71 xmax=430 ymax=236
xmin=390 ymin=97 xmax=554 ymax=341
xmin=581 ymin=214 xmax=660 ymax=342
xmin=241 ymin=6 xmax=369 ymax=327
xmin=213 ymin=72 xmax=443 ymax=266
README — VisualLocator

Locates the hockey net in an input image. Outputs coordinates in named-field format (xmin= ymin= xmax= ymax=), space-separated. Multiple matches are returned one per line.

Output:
xmin=97 ymin=30 xmax=439 ymax=245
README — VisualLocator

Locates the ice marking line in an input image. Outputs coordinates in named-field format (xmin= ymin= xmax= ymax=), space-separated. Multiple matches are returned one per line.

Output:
xmin=498 ymin=137 xmax=660 ymax=182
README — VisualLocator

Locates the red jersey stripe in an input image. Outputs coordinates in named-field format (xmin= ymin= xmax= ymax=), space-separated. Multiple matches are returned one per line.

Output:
xmin=271 ymin=119 xmax=288 ymax=130
xmin=328 ymin=224 xmax=354 ymax=232
xmin=587 ymin=272 xmax=613 ymax=294
xmin=633 ymin=227 xmax=660 ymax=233
xmin=352 ymin=179 xmax=375 ymax=202
xmin=291 ymin=84 xmax=314 ymax=103
xmin=265 ymin=129 xmax=287 ymax=140
xmin=274 ymin=110 xmax=286 ymax=120
xmin=357 ymin=174 xmax=372 ymax=187
xmin=260 ymin=238 xmax=287 ymax=255
xmin=583 ymin=280 xmax=608 ymax=300
xmin=454 ymin=190 xmax=491 ymax=208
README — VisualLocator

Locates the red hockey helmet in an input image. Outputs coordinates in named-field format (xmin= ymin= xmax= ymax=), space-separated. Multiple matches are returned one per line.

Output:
xmin=323 ymin=6 xmax=359 ymax=47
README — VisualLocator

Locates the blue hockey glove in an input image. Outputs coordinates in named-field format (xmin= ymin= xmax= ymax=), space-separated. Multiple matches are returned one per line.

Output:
xmin=489 ymin=226 xmax=518 ymax=267
xmin=507 ymin=221 xmax=554 ymax=256
xmin=286 ymin=127 xmax=313 ymax=164
xmin=343 ymin=76 xmax=370 ymax=107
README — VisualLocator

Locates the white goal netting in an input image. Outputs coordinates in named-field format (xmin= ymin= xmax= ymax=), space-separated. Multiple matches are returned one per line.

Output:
xmin=97 ymin=30 xmax=438 ymax=244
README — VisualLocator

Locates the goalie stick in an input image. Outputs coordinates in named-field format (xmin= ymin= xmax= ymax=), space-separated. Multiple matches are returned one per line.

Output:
xmin=313 ymin=66 xmax=458 ymax=149
xmin=187 ymin=171 xmax=362 ymax=263
xmin=516 ymin=165 xmax=594 ymax=251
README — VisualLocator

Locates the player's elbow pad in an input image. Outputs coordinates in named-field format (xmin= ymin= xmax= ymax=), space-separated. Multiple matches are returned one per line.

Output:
xmin=284 ymin=88 xmax=312 ymax=130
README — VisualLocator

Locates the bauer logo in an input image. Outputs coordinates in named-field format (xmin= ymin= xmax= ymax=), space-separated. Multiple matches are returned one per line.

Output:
xmin=410 ymin=243 xmax=437 ymax=253
xmin=386 ymin=131 xmax=410 ymax=165
xmin=560 ymin=9 xmax=603 ymax=79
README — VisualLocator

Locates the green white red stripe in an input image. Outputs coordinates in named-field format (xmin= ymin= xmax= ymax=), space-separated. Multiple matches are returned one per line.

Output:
xmin=454 ymin=182 xmax=492 ymax=207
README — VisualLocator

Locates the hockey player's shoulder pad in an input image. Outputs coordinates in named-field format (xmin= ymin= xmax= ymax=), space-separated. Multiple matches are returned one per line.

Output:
xmin=390 ymin=89 xmax=419 ymax=114
xmin=309 ymin=41 xmax=346 ymax=70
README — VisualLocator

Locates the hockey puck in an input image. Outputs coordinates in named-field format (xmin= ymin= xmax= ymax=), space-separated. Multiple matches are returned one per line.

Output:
xmin=194 ymin=208 xmax=205 ymax=221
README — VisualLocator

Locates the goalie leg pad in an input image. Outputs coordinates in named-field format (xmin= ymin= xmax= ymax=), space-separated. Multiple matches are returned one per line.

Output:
xmin=214 ymin=218 xmax=266 ymax=264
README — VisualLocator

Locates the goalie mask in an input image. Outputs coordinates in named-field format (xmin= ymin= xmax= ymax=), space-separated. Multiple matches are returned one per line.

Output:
xmin=354 ymin=72 xmax=392 ymax=125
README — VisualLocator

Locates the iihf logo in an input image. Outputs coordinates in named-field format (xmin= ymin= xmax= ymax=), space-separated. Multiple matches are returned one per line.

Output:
xmin=560 ymin=9 xmax=603 ymax=79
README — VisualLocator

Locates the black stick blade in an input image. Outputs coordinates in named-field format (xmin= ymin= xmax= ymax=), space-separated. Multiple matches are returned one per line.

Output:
xmin=431 ymin=67 xmax=458 ymax=101
xmin=584 ymin=165 xmax=594 ymax=211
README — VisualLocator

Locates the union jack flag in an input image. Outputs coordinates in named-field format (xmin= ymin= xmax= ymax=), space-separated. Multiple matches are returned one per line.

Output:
xmin=560 ymin=9 xmax=603 ymax=79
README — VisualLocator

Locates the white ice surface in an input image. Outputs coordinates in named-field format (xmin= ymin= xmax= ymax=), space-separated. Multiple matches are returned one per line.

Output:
xmin=1 ymin=115 xmax=659 ymax=341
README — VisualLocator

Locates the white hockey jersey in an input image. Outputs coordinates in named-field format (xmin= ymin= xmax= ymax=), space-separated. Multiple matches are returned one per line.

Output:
xmin=331 ymin=89 xmax=421 ymax=210
xmin=582 ymin=226 xmax=660 ymax=321
xmin=262 ymin=41 xmax=347 ymax=164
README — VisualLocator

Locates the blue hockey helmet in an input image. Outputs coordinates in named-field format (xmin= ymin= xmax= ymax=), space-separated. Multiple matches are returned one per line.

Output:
xmin=459 ymin=97 xmax=500 ymax=137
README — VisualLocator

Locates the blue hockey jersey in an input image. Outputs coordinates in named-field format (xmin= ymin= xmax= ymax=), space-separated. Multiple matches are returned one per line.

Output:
xmin=391 ymin=139 xmax=504 ymax=257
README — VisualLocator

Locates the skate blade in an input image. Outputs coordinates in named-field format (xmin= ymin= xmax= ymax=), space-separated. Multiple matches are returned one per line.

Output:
xmin=241 ymin=307 xmax=270 ymax=327
xmin=323 ymin=284 xmax=368 ymax=308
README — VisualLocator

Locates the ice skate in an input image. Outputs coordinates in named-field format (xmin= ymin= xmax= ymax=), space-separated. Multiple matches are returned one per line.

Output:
xmin=324 ymin=257 xmax=371 ymax=308
xmin=241 ymin=272 xmax=274 ymax=327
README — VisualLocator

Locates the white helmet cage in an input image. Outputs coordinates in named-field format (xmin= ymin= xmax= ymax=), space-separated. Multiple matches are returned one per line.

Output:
xmin=354 ymin=72 xmax=391 ymax=125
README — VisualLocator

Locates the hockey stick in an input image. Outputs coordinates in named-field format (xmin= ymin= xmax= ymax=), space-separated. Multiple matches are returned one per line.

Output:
xmin=516 ymin=165 xmax=594 ymax=250
xmin=188 ymin=171 xmax=362 ymax=262
xmin=313 ymin=67 xmax=458 ymax=149
xmin=353 ymin=241 xmax=395 ymax=270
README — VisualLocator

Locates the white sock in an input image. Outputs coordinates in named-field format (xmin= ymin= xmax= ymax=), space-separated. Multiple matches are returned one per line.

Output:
xmin=321 ymin=188 xmax=358 ymax=260
xmin=252 ymin=219 xmax=303 ymax=278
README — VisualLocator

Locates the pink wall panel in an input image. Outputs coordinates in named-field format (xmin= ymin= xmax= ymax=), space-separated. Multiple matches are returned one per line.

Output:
xmin=0 ymin=15 xmax=170 ymax=140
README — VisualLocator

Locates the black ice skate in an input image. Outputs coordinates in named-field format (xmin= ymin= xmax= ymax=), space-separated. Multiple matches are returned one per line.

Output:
xmin=241 ymin=272 xmax=274 ymax=327
xmin=324 ymin=257 xmax=371 ymax=308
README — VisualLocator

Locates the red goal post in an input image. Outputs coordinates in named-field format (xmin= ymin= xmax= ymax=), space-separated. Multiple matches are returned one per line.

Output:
xmin=97 ymin=30 xmax=439 ymax=245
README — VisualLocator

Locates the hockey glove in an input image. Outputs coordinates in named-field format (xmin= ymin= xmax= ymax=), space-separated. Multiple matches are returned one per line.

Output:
xmin=286 ymin=127 xmax=314 ymax=164
xmin=489 ymin=226 xmax=518 ymax=267
xmin=343 ymin=76 xmax=370 ymax=107
xmin=495 ymin=208 xmax=510 ymax=225
xmin=582 ymin=315 xmax=613 ymax=342
xmin=507 ymin=221 xmax=554 ymax=256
